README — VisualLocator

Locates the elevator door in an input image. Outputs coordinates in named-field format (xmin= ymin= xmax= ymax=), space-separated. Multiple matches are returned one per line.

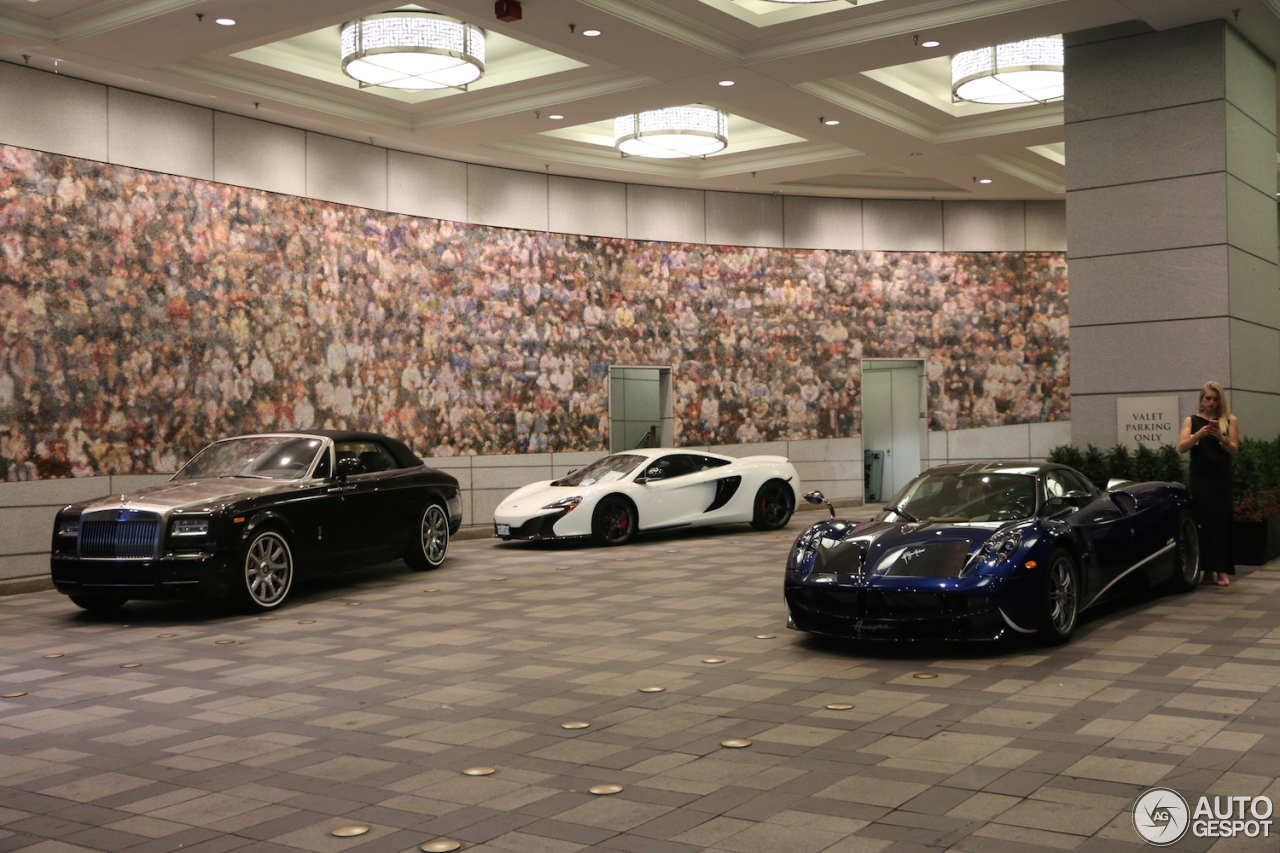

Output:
xmin=609 ymin=366 xmax=672 ymax=452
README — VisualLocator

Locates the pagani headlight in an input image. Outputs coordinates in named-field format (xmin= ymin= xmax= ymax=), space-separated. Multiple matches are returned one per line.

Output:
xmin=978 ymin=528 xmax=1024 ymax=563
xmin=542 ymin=496 xmax=582 ymax=512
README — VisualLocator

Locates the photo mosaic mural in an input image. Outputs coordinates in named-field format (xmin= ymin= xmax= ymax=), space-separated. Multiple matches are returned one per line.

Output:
xmin=0 ymin=144 xmax=1069 ymax=480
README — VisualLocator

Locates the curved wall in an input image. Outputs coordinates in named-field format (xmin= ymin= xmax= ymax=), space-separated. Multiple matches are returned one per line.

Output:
xmin=0 ymin=62 xmax=1072 ymax=580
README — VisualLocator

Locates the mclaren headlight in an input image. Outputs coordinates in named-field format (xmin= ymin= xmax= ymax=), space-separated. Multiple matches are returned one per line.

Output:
xmin=542 ymin=496 xmax=582 ymax=512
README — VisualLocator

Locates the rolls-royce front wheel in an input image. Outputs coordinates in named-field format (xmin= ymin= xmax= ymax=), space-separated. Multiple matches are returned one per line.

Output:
xmin=405 ymin=503 xmax=450 ymax=570
xmin=235 ymin=529 xmax=294 ymax=611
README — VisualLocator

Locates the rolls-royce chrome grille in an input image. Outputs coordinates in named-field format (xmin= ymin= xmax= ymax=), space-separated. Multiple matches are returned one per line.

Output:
xmin=79 ymin=510 xmax=161 ymax=559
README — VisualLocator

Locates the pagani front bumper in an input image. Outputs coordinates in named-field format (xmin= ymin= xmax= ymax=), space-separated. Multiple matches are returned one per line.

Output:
xmin=784 ymin=570 xmax=1046 ymax=642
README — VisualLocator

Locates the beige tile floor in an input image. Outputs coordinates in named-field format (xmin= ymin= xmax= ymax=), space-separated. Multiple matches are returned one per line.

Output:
xmin=0 ymin=522 xmax=1276 ymax=853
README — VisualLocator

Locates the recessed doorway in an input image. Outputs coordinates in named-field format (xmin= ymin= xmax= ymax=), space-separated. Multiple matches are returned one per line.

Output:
xmin=861 ymin=359 xmax=926 ymax=501
xmin=609 ymin=366 xmax=673 ymax=452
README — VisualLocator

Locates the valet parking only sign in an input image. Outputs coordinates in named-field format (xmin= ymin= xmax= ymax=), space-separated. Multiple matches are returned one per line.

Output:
xmin=1117 ymin=395 xmax=1180 ymax=448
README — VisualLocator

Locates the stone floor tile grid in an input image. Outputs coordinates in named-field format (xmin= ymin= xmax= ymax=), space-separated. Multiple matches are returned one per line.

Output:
xmin=0 ymin=528 xmax=1276 ymax=851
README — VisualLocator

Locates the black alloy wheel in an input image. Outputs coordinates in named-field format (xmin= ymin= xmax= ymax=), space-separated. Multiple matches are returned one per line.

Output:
xmin=750 ymin=480 xmax=794 ymax=531
xmin=592 ymin=496 xmax=636 ymax=546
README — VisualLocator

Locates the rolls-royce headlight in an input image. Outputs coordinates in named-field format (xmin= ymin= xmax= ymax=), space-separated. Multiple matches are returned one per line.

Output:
xmin=172 ymin=518 xmax=210 ymax=536
xmin=57 ymin=518 xmax=80 ymax=538
xmin=542 ymin=496 xmax=582 ymax=511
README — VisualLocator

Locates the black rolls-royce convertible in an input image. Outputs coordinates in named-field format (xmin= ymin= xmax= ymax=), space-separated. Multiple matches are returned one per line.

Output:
xmin=50 ymin=431 xmax=462 ymax=612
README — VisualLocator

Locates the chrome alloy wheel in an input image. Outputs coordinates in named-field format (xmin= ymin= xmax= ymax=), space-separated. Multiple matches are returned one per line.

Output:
xmin=244 ymin=531 xmax=292 ymax=608
xmin=1046 ymin=551 xmax=1079 ymax=637
xmin=421 ymin=504 xmax=449 ymax=567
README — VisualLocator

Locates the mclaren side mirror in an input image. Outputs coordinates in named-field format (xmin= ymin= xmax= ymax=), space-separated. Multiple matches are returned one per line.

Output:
xmin=335 ymin=457 xmax=364 ymax=483
xmin=636 ymin=466 xmax=664 ymax=485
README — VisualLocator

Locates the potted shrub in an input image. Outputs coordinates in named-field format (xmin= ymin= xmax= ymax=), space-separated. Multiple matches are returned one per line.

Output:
xmin=1233 ymin=436 xmax=1280 ymax=565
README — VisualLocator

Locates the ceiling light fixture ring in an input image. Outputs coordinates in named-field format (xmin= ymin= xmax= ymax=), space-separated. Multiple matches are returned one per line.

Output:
xmin=951 ymin=36 xmax=1063 ymax=105
xmin=613 ymin=105 xmax=728 ymax=159
xmin=340 ymin=11 xmax=485 ymax=92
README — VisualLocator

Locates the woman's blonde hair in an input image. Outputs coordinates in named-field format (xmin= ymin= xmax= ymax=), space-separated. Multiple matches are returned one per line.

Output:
xmin=1199 ymin=381 xmax=1231 ymax=431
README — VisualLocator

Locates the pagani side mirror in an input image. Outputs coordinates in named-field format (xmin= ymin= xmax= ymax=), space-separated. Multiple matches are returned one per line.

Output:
xmin=1063 ymin=489 xmax=1093 ymax=508
xmin=804 ymin=490 xmax=836 ymax=519
xmin=335 ymin=456 xmax=364 ymax=483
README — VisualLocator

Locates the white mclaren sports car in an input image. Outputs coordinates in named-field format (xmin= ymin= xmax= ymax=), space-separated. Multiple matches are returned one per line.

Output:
xmin=493 ymin=448 xmax=801 ymax=545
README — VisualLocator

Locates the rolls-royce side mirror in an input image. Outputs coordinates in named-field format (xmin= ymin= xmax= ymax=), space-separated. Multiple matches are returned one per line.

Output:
xmin=335 ymin=457 xmax=364 ymax=483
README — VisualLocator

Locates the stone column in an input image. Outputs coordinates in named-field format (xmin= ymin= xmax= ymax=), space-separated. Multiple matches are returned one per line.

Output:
xmin=1066 ymin=20 xmax=1280 ymax=445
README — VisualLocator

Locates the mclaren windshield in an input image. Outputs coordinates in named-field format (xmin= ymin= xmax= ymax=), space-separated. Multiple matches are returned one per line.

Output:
xmin=554 ymin=453 xmax=646 ymax=487
xmin=174 ymin=436 xmax=325 ymax=481
xmin=884 ymin=471 xmax=1037 ymax=523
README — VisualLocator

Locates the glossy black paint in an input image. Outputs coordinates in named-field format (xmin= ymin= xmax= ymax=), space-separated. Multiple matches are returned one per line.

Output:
xmin=50 ymin=431 xmax=462 ymax=607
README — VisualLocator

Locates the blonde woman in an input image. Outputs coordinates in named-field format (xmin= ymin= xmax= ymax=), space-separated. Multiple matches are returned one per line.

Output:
xmin=1177 ymin=381 xmax=1240 ymax=585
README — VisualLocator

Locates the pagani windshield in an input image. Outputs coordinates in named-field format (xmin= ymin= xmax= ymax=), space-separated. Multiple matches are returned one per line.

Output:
xmin=556 ymin=453 xmax=646 ymax=487
xmin=885 ymin=471 xmax=1037 ymax=523
xmin=175 ymin=436 xmax=325 ymax=481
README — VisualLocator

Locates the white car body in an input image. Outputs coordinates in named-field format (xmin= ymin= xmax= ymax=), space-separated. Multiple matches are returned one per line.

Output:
xmin=493 ymin=448 xmax=800 ymax=543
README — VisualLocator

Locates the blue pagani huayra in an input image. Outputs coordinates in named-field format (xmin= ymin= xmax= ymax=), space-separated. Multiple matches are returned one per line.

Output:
xmin=784 ymin=461 xmax=1200 ymax=644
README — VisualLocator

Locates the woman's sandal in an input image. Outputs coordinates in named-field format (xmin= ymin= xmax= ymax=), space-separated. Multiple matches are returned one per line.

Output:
xmin=1216 ymin=574 xmax=1230 ymax=586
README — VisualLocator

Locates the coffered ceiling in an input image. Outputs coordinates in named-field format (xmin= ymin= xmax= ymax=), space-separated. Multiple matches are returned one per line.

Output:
xmin=1 ymin=0 xmax=1276 ymax=199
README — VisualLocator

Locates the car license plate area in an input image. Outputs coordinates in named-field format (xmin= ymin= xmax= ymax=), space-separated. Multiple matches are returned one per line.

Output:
xmin=496 ymin=524 xmax=511 ymax=537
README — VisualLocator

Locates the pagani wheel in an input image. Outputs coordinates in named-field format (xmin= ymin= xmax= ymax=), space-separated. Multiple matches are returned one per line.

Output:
xmin=1037 ymin=548 xmax=1079 ymax=645
xmin=592 ymin=496 xmax=636 ymax=546
xmin=1166 ymin=510 xmax=1200 ymax=594
xmin=750 ymin=480 xmax=794 ymax=531
xmin=68 ymin=594 xmax=127 ymax=613
xmin=235 ymin=529 xmax=293 ymax=611
xmin=405 ymin=503 xmax=450 ymax=570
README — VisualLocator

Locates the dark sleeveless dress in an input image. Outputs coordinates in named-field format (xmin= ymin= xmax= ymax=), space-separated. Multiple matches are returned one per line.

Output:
xmin=1189 ymin=414 xmax=1234 ymax=576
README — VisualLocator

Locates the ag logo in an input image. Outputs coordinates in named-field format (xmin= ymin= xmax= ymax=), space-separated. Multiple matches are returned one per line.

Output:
xmin=1134 ymin=787 xmax=1190 ymax=845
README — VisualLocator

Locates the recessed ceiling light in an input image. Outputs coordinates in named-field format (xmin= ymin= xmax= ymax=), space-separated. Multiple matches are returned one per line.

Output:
xmin=823 ymin=118 xmax=840 ymax=126
xmin=920 ymin=39 xmax=940 ymax=48
xmin=978 ymin=178 xmax=993 ymax=184
xmin=215 ymin=18 xmax=236 ymax=25
xmin=549 ymin=114 xmax=564 ymax=120
xmin=582 ymin=28 xmax=601 ymax=36
xmin=718 ymin=80 xmax=735 ymax=87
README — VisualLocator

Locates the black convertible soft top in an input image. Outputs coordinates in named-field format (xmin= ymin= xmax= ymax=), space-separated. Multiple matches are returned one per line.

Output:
xmin=288 ymin=430 xmax=425 ymax=470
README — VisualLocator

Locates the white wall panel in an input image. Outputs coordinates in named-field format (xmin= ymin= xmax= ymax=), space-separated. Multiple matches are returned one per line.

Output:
xmin=108 ymin=89 xmax=213 ymax=180
xmin=0 ymin=63 xmax=107 ymax=162
xmin=626 ymin=184 xmax=705 ymax=244
xmin=549 ymin=175 xmax=627 ymax=238
xmin=943 ymin=201 xmax=1025 ymax=251
xmin=305 ymin=133 xmax=387 ymax=211
xmin=1029 ymin=420 xmax=1073 ymax=459
xmin=783 ymin=196 xmax=863 ymax=251
xmin=213 ymin=113 xmax=306 ymax=197
xmin=862 ymin=200 xmax=943 ymax=251
xmin=706 ymin=191 xmax=783 ymax=248
xmin=388 ymin=150 xmax=467 ymax=223
xmin=467 ymin=164 xmax=548 ymax=232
